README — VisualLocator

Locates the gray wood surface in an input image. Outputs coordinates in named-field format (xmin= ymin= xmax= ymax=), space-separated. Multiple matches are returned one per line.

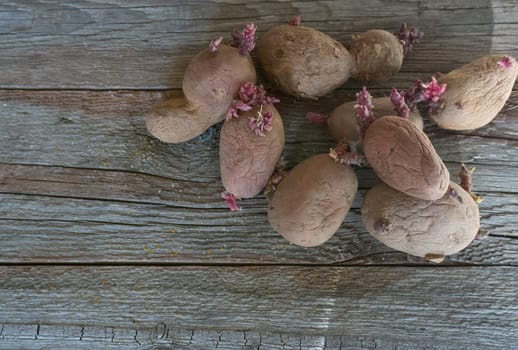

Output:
xmin=1 ymin=0 xmax=518 ymax=348
xmin=0 ymin=266 xmax=517 ymax=349
xmin=0 ymin=0 xmax=517 ymax=89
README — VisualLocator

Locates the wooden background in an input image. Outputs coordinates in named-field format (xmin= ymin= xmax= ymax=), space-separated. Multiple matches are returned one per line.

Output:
xmin=1 ymin=1 xmax=517 ymax=349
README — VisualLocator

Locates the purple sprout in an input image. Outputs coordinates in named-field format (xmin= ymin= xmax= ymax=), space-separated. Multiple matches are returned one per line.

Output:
xmin=390 ymin=88 xmax=410 ymax=119
xmin=396 ymin=23 xmax=423 ymax=57
xmin=226 ymin=82 xmax=280 ymax=134
xmin=231 ymin=23 xmax=257 ymax=55
xmin=306 ymin=112 xmax=328 ymax=126
xmin=248 ymin=110 xmax=273 ymax=137
xmin=401 ymin=77 xmax=447 ymax=114
xmin=222 ymin=191 xmax=240 ymax=212
xmin=355 ymin=86 xmax=376 ymax=137
xmin=209 ymin=37 xmax=223 ymax=52
xmin=288 ymin=16 xmax=301 ymax=26
xmin=498 ymin=56 xmax=515 ymax=69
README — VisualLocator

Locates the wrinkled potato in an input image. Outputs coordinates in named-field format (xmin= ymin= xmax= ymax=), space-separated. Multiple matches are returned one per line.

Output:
xmin=257 ymin=24 xmax=353 ymax=99
xmin=347 ymin=30 xmax=404 ymax=82
xmin=430 ymin=55 xmax=518 ymax=130
xmin=362 ymin=182 xmax=480 ymax=262
xmin=363 ymin=116 xmax=449 ymax=200
xmin=146 ymin=45 xmax=256 ymax=143
xmin=327 ymin=96 xmax=423 ymax=147
xmin=268 ymin=154 xmax=358 ymax=247
xmin=220 ymin=104 xmax=285 ymax=198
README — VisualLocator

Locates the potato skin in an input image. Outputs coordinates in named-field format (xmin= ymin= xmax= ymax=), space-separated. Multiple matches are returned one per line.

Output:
xmin=362 ymin=182 xmax=480 ymax=259
xmin=146 ymin=45 xmax=257 ymax=143
xmin=327 ymin=96 xmax=423 ymax=147
xmin=431 ymin=55 xmax=518 ymax=130
xmin=257 ymin=24 xmax=353 ymax=99
xmin=268 ymin=154 xmax=358 ymax=247
xmin=219 ymin=105 xmax=285 ymax=198
xmin=363 ymin=116 xmax=449 ymax=200
xmin=183 ymin=45 xmax=257 ymax=119
xmin=347 ymin=30 xmax=404 ymax=82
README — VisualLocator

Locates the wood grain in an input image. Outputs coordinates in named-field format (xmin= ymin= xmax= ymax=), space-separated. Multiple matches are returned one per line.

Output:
xmin=0 ymin=0 xmax=516 ymax=89
xmin=1 ymin=89 xmax=517 ymax=264
xmin=0 ymin=266 xmax=516 ymax=349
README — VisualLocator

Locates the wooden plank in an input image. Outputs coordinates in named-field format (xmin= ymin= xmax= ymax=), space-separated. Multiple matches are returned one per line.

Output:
xmin=0 ymin=89 xmax=516 ymax=264
xmin=0 ymin=191 xmax=516 ymax=264
xmin=1 ymin=90 xmax=517 ymax=183
xmin=0 ymin=0 xmax=516 ymax=89
xmin=0 ymin=266 xmax=516 ymax=349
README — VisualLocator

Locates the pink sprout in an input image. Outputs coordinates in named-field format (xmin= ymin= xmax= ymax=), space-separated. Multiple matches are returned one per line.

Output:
xmin=390 ymin=88 xmax=410 ymax=119
xmin=421 ymin=77 xmax=447 ymax=104
xmin=226 ymin=100 xmax=252 ymax=120
xmin=402 ymin=77 xmax=446 ymax=114
xmin=248 ymin=110 xmax=274 ymax=137
xmin=306 ymin=112 xmax=328 ymax=126
xmin=355 ymin=86 xmax=376 ymax=137
xmin=221 ymin=191 xmax=240 ymax=212
xmin=226 ymin=82 xmax=279 ymax=133
xmin=231 ymin=23 xmax=257 ymax=55
xmin=498 ymin=56 xmax=514 ymax=69
xmin=396 ymin=23 xmax=423 ymax=57
xmin=288 ymin=16 xmax=301 ymax=26
xmin=209 ymin=37 xmax=223 ymax=52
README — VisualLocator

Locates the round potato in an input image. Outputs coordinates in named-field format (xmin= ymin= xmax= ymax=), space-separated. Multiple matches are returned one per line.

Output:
xmin=220 ymin=104 xmax=285 ymax=198
xmin=268 ymin=154 xmax=358 ymax=247
xmin=347 ymin=30 xmax=404 ymax=82
xmin=146 ymin=45 xmax=257 ymax=143
xmin=431 ymin=55 xmax=518 ymax=130
xmin=363 ymin=116 xmax=449 ymax=200
xmin=257 ymin=24 xmax=353 ymax=99
xmin=362 ymin=182 xmax=480 ymax=261
xmin=327 ymin=96 xmax=423 ymax=147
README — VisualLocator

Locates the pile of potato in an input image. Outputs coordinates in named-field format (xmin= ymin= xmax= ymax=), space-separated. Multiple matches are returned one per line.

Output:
xmin=146 ymin=18 xmax=518 ymax=263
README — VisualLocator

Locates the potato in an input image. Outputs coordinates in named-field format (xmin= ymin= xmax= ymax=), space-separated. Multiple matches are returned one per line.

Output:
xmin=146 ymin=45 xmax=256 ymax=143
xmin=347 ymin=30 xmax=404 ymax=82
xmin=363 ymin=116 xmax=449 ymax=200
xmin=220 ymin=104 xmax=285 ymax=198
xmin=362 ymin=182 xmax=480 ymax=261
xmin=327 ymin=96 xmax=423 ymax=148
xmin=257 ymin=24 xmax=353 ymax=99
xmin=430 ymin=55 xmax=518 ymax=130
xmin=268 ymin=154 xmax=358 ymax=247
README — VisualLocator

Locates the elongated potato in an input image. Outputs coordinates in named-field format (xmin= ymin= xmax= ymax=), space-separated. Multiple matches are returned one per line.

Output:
xmin=146 ymin=45 xmax=256 ymax=143
xmin=257 ymin=24 xmax=353 ymax=99
xmin=327 ymin=96 xmax=423 ymax=147
xmin=220 ymin=104 xmax=285 ymax=198
xmin=347 ymin=30 xmax=404 ymax=82
xmin=362 ymin=182 xmax=480 ymax=261
xmin=431 ymin=55 xmax=518 ymax=130
xmin=363 ymin=116 xmax=449 ymax=200
xmin=268 ymin=154 xmax=358 ymax=247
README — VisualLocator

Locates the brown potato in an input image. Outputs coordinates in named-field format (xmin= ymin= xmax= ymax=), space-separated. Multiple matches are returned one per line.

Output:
xmin=327 ymin=96 xmax=423 ymax=148
xmin=363 ymin=116 xmax=449 ymax=200
xmin=430 ymin=55 xmax=518 ymax=130
xmin=220 ymin=104 xmax=285 ymax=198
xmin=257 ymin=24 xmax=353 ymax=99
xmin=347 ymin=30 xmax=404 ymax=82
xmin=146 ymin=45 xmax=256 ymax=143
xmin=362 ymin=182 xmax=480 ymax=261
xmin=268 ymin=154 xmax=358 ymax=247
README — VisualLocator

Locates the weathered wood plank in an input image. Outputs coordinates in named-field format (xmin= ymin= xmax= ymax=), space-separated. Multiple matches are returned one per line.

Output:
xmin=1 ymin=90 xmax=517 ymax=184
xmin=0 ymin=190 xmax=515 ymax=264
xmin=0 ymin=266 xmax=516 ymax=349
xmin=0 ymin=0 xmax=516 ymax=89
